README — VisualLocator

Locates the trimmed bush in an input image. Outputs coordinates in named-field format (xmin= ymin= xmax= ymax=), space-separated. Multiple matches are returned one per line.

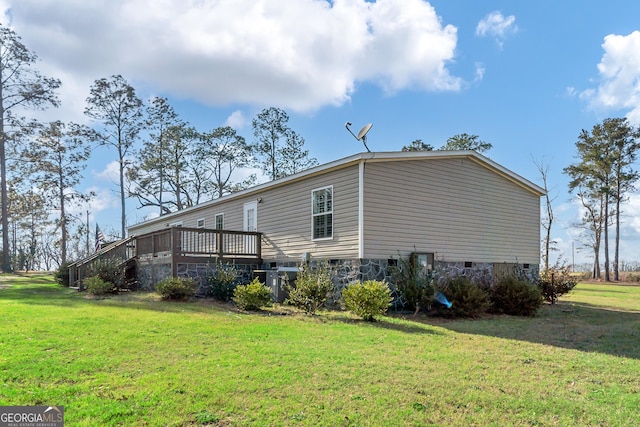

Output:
xmin=232 ymin=278 xmax=272 ymax=311
xmin=490 ymin=276 xmax=543 ymax=316
xmin=342 ymin=280 xmax=393 ymax=321
xmin=285 ymin=261 xmax=333 ymax=314
xmin=156 ymin=277 xmax=197 ymax=301
xmin=206 ymin=262 xmax=239 ymax=301
xmin=538 ymin=266 xmax=578 ymax=304
xmin=85 ymin=275 xmax=116 ymax=295
xmin=436 ymin=276 xmax=490 ymax=318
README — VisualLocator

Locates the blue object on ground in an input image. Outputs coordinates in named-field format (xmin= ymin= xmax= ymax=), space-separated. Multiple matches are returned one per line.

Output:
xmin=435 ymin=292 xmax=452 ymax=308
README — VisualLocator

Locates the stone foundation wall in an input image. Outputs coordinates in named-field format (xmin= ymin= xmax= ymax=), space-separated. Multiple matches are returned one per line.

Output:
xmin=136 ymin=258 xmax=259 ymax=292
xmin=273 ymin=258 xmax=539 ymax=294
xmin=136 ymin=256 xmax=539 ymax=300
xmin=177 ymin=262 xmax=259 ymax=296
xmin=137 ymin=261 xmax=172 ymax=291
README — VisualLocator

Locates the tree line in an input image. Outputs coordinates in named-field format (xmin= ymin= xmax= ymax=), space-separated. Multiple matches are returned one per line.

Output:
xmin=563 ymin=118 xmax=640 ymax=281
xmin=0 ymin=25 xmax=318 ymax=272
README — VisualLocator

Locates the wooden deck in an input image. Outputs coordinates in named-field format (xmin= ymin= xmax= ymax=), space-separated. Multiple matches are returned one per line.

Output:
xmin=68 ymin=227 xmax=262 ymax=288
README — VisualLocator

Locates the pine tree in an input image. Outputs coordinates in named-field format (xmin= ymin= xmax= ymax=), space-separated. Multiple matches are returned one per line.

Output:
xmin=196 ymin=126 xmax=256 ymax=198
xmin=22 ymin=121 xmax=92 ymax=265
xmin=85 ymin=75 xmax=143 ymax=238
xmin=252 ymin=107 xmax=316 ymax=180
xmin=0 ymin=24 xmax=60 ymax=271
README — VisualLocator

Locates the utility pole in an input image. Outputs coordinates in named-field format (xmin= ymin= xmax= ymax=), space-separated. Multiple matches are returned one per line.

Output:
xmin=85 ymin=210 xmax=90 ymax=256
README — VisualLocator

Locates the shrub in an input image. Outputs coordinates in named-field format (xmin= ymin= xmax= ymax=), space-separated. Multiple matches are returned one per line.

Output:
xmin=85 ymin=275 xmax=116 ymax=295
xmin=627 ymin=272 xmax=640 ymax=283
xmin=206 ymin=262 xmax=239 ymax=301
xmin=390 ymin=257 xmax=441 ymax=312
xmin=342 ymin=280 xmax=393 ymax=321
xmin=490 ymin=276 xmax=543 ymax=316
xmin=232 ymin=278 xmax=272 ymax=311
xmin=436 ymin=276 xmax=490 ymax=318
xmin=54 ymin=262 xmax=72 ymax=287
xmin=88 ymin=257 xmax=124 ymax=288
xmin=156 ymin=277 xmax=197 ymax=300
xmin=538 ymin=266 xmax=578 ymax=304
xmin=285 ymin=261 xmax=333 ymax=314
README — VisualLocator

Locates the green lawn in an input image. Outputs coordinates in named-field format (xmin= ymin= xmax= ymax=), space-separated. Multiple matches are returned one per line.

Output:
xmin=1 ymin=275 xmax=639 ymax=426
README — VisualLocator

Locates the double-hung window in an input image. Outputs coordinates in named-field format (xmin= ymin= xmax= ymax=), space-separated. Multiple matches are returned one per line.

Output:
xmin=312 ymin=186 xmax=333 ymax=240
xmin=214 ymin=213 xmax=224 ymax=230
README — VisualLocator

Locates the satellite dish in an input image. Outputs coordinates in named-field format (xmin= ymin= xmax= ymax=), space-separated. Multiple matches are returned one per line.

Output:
xmin=356 ymin=123 xmax=373 ymax=141
xmin=345 ymin=121 xmax=373 ymax=152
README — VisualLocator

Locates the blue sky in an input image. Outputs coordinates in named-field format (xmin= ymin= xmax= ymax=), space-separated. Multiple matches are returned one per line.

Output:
xmin=3 ymin=0 xmax=640 ymax=267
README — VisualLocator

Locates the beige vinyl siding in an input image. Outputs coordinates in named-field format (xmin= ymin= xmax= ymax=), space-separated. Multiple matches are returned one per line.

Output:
xmin=362 ymin=158 xmax=540 ymax=263
xmin=258 ymin=165 xmax=359 ymax=261
xmin=128 ymin=165 xmax=361 ymax=262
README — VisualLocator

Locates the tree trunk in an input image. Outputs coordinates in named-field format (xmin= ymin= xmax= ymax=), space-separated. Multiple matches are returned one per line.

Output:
xmin=118 ymin=144 xmax=126 ymax=239
xmin=592 ymin=230 xmax=601 ymax=280
xmin=603 ymin=195 xmax=610 ymax=281
xmin=614 ymin=186 xmax=621 ymax=281
xmin=59 ymin=167 xmax=67 ymax=265
xmin=592 ymin=249 xmax=600 ymax=280
xmin=0 ymin=80 xmax=11 ymax=272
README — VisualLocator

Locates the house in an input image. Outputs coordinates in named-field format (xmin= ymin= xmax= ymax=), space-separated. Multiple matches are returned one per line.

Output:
xmin=126 ymin=150 xmax=545 ymax=291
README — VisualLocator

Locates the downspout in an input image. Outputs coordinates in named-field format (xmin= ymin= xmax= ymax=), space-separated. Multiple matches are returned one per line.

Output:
xmin=358 ymin=160 xmax=365 ymax=259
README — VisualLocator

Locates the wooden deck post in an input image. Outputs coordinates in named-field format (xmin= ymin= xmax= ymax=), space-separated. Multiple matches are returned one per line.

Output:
xmin=171 ymin=227 xmax=178 ymax=278
xmin=217 ymin=231 xmax=224 ymax=260
xmin=255 ymin=233 xmax=262 ymax=260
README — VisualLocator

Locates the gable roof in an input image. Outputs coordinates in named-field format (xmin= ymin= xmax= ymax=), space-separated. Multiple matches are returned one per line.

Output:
xmin=128 ymin=150 xmax=545 ymax=231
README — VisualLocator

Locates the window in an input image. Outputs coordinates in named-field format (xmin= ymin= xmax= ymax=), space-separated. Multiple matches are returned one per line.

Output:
xmin=196 ymin=218 xmax=205 ymax=229
xmin=215 ymin=213 xmax=224 ymax=230
xmin=312 ymin=186 xmax=333 ymax=239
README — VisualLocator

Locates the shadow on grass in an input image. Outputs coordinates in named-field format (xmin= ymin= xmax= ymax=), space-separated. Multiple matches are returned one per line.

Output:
xmin=0 ymin=282 xmax=236 ymax=316
xmin=430 ymin=301 xmax=640 ymax=360
xmin=326 ymin=313 xmax=442 ymax=335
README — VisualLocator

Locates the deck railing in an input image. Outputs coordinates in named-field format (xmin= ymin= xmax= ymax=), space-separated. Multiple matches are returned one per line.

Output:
xmin=135 ymin=227 xmax=262 ymax=260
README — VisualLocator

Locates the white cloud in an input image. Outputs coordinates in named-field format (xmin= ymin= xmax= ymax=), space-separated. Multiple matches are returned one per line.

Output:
xmin=623 ymin=192 xmax=640 ymax=238
xmin=474 ymin=62 xmax=485 ymax=82
xmin=2 ymin=0 xmax=462 ymax=114
xmin=65 ymin=185 xmax=118 ymax=218
xmin=583 ymin=31 xmax=640 ymax=124
xmin=93 ymin=161 xmax=122 ymax=185
xmin=476 ymin=11 xmax=517 ymax=47
xmin=225 ymin=110 xmax=247 ymax=129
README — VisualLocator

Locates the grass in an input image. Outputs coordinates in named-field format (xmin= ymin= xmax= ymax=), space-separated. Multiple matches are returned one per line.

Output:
xmin=1 ymin=274 xmax=639 ymax=426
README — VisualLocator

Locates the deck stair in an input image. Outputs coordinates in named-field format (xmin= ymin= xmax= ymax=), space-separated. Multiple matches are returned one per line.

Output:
xmin=68 ymin=236 xmax=136 ymax=290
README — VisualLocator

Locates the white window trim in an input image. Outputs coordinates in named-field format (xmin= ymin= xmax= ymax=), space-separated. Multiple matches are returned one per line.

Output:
xmin=196 ymin=218 xmax=206 ymax=229
xmin=311 ymin=185 xmax=334 ymax=241
xmin=215 ymin=213 xmax=224 ymax=230
xmin=168 ymin=221 xmax=183 ymax=227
